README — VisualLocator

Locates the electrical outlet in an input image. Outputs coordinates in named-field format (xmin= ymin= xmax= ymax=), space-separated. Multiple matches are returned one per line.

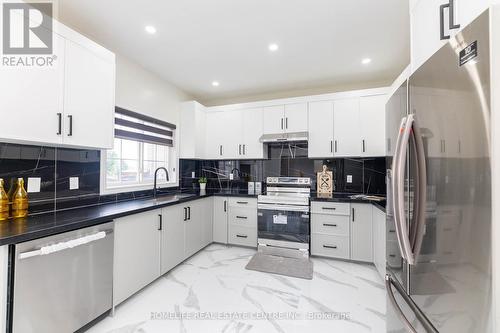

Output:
xmin=346 ymin=175 xmax=353 ymax=183
xmin=229 ymin=173 xmax=234 ymax=180
xmin=191 ymin=171 xmax=195 ymax=178
xmin=70 ymin=177 xmax=79 ymax=190
xmin=27 ymin=177 xmax=41 ymax=193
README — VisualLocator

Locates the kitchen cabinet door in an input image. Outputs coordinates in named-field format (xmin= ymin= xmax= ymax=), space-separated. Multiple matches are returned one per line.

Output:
xmin=213 ymin=197 xmax=229 ymax=244
xmin=372 ymin=207 xmax=386 ymax=279
xmin=241 ymin=108 xmax=264 ymax=159
xmin=350 ymin=204 xmax=373 ymax=262
xmin=0 ymin=33 xmax=65 ymax=146
xmin=184 ymin=201 xmax=203 ymax=258
xmin=201 ymin=198 xmax=214 ymax=247
xmin=359 ymin=95 xmax=386 ymax=157
xmin=333 ymin=98 xmax=361 ymax=157
xmin=114 ymin=209 xmax=161 ymax=306
xmin=180 ymin=101 xmax=206 ymax=159
xmin=263 ymin=105 xmax=285 ymax=134
xmin=160 ymin=205 xmax=185 ymax=275
xmin=63 ymin=39 xmax=115 ymax=149
xmin=284 ymin=103 xmax=308 ymax=133
xmin=458 ymin=0 xmax=490 ymax=31
xmin=308 ymin=101 xmax=334 ymax=158
xmin=205 ymin=111 xmax=241 ymax=159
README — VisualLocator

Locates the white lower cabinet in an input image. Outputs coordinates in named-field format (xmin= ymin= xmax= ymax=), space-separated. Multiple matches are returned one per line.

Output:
xmin=311 ymin=202 xmax=375 ymax=264
xmin=113 ymin=209 xmax=162 ymax=306
xmin=372 ymin=206 xmax=386 ymax=279
xmin=350 ymin=203 xmax=373 ymax=262
xmin=184 ymin=198 xmax=213 ymax=258
xmin=213 ymin=197 xmax=229 ymax=243
xmin=160 ymin=205 xmax=185 ymax=275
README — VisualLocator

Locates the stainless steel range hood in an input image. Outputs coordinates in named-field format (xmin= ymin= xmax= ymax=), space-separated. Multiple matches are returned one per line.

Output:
xmin=259 ymin=131 xmax=309 ymax=143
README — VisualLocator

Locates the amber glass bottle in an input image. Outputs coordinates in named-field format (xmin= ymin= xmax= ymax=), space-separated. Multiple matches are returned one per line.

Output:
xmin=11 ymin=178 xmax=28 ymax=218
xmin=0 ymin=179 xmax=9 ymax=221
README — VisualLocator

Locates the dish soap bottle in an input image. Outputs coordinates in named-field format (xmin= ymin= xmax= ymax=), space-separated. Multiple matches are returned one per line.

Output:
xmin=11 ymin=178 xmax=28 ymax=218
xmin=0 ymin=179 xmax=9 ymax=221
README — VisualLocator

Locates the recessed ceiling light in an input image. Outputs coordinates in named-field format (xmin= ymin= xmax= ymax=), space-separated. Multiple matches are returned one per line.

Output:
xmin=145 ymin=25 xmax=157 ymax=34
xmin=212 ymin=81 xmax=220 ymax=87
xmin=361 ymin=58 xmax=372 ymax=65
xmin=268 ymin=43 xmax=279 ymax=52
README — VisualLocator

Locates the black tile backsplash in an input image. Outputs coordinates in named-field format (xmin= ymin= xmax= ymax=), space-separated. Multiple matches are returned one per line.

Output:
xmin=0 ymin=141 xmax=386 ymax=216
xmin=180 ymin=142 xmax=386 ymax=195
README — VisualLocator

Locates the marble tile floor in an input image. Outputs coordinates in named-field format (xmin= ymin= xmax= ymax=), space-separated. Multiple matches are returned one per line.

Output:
xmin=86 ymin=244 xmax=386 ymax=333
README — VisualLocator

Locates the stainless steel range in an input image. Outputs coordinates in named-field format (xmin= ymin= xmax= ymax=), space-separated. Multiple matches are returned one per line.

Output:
xmin=257 ymin=177 xmax=311 ymax=258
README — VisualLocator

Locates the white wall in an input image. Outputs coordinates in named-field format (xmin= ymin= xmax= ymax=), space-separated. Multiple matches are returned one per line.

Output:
xmin=115 ymin=54 xmax=191 ymax=125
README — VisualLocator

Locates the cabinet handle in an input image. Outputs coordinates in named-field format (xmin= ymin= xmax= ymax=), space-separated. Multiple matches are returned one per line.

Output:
xmin=440 ymin=3 xmax=450 ymax=40
xmin=362 ymin=139 xmax=365 ymax=153
xmin=322 ymin=207 xmax=336 ymax=210
xmin=334 ymin=140 xmax=338 ymax=153
xmin=281 ymin=118 xmax=284 ymax=130
xmin=184 ymin=207 xmax=187 ymax=221
xmin=236 ymin=234 xmax=248 ymax=238
xmin=352 ymin=208 xmax=355 ymax=222
xmin=330 ymin=140 xmax=333 ymax=153
xmin=285 ymin=117 xmax=288 ymax=129
xmin=236 ymin=216 xmax=247 ymax=219
xmin=323 ymin=223 xmax=337 ymax=227
xmin=323 ymin=245 xmax=337 ymax=249
xmin=448 ymin=0 xmax=460 ymax=30
xmin=224 ymin=200 xmax=227 ymax=212
xmin=56 ymin=113 xmax=62 ymax=135
xmin=239 ymin=144 xmax=242 ymax=155
xmin=188 ymin=206 xmax=191 ymax=220
xmin=67 ymin=115 xmax=73 ymax=136
xmin=158 ymin=214 xmax=163 ymax=231
xmin=236 ymin=201 xmax=248 ymax=204
xmin=243 ymin=144 xmax=246 ymax=155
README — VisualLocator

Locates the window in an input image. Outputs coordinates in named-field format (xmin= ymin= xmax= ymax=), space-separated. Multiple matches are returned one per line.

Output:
xmin=102 ymin=107 xmax=177 ymax=193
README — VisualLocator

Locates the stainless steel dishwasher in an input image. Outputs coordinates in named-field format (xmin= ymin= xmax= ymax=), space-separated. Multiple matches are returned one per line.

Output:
xmin=11 ymin=221 xmax=114 ymax=333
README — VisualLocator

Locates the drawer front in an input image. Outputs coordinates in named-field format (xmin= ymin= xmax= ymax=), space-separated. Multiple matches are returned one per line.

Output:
xmin=228 ymin=225 xmax=257 ymax=247
xmin=311 ymin=201 xmax=350 ymax=215
xmin=228 ymin=207 xmax=257 ymax=227
xmin=311 ymin=214 xmax=349 ymax=236
xmin=228 ymin=197 xmax=257 ymax=209
xmin=311 ymin=233 xmax=349 ymax=259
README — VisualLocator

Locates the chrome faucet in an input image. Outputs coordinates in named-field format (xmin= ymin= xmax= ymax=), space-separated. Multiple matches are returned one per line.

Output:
xmin=153 ymin=167 xmax=169 ymax=198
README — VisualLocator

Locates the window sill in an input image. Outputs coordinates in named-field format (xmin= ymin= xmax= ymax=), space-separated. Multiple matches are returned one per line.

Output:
xmin=100 ymin=181 xmax=178 ymax=195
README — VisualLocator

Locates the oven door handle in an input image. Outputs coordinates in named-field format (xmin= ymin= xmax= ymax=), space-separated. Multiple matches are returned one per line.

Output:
xmin=257 ymin=204 xmax=310 ymax=213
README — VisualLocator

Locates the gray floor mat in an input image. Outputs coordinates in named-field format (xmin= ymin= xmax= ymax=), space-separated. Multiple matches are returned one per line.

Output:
xmin=245 ymin=253 xmax=314 ymax=280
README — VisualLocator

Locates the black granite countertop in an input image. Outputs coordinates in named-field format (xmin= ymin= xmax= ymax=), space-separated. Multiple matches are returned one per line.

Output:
xmin=0 ymin=190 xmax=258 ymax=246
xmin=310 ymin=192 xmax=386 ymax=212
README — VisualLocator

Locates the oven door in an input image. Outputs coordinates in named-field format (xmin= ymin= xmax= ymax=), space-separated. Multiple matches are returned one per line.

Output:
xmin=257 ymin=204 xmax=310 ymax=244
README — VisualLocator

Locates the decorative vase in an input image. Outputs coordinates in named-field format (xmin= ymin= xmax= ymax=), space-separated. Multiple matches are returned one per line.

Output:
xmin=199 ymin=183 xmax=207 ymax=191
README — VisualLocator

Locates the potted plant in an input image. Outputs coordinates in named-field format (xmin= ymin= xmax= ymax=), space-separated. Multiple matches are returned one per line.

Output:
xmin=198 ymin=177 xmax=207 ymax=191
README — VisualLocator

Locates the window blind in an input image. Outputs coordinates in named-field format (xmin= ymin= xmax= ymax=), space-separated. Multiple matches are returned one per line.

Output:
xmin=114 ymin=107 xmax=176 ymax=146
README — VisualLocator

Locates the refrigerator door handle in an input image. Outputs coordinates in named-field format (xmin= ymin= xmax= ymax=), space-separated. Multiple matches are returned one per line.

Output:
xmin=385 ymin=274 xmax=439 ymax=333
xmin=392 ymin=116 xmax=412 ymax=263
xmin=408 ymin=115 xmax=427 ymax=259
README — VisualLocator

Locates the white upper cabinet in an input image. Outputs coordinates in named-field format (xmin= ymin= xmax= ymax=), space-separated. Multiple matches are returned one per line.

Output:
xmin=333 ymin=98 xmax=361 ymax=157
xmin=308 ymin=101 xmax=334 ymax=158
xmin=411 ymin=0 xmax=490 ymax=72
xmin=205 ymin=111 xmax=241 ymax=159
xmin=180 ymin=101 xmax=206 ymax=159
xmin=241 ymin=108 xmax=264 ymax=159
xmin=0 ymin=20 xmax=115 ymax=149
xmin=0 ymin=34 xmax=65 ymax=146
xmin=284 ymin=103 xmax=308 ymax=133
xmin=62 ymin=39 xmax=115 ymax=149
xmin=359 ymin=95 xmax=386 ymax=156
xmin=263 ymin=105 xmax=285 ymax=134
xmin=263 ymin=103 xmax=308 ymax=134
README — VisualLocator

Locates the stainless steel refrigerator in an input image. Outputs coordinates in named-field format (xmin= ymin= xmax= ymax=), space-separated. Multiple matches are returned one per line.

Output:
xmin=385 ymin=9 xmax=492 ymax=332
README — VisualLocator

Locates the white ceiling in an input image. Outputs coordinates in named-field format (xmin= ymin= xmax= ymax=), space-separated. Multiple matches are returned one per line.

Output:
xmin=58 ymin=0 xmax=410 ymax=105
